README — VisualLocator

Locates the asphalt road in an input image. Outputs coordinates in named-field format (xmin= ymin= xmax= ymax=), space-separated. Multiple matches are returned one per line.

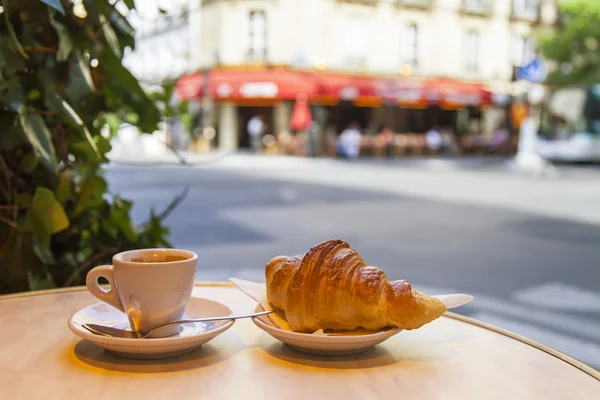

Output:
xmin=105 ymin=157 xmax=600 ymax=369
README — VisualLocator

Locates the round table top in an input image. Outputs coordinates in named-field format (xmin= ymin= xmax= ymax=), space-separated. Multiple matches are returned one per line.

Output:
xmin=0 ymin=283 xmax=598 ymax=400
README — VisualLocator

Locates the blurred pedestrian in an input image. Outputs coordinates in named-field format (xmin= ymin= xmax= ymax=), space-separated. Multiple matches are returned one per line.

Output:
xmin=425 ymin=126 xmax=442 ymax=154
xmin=247 ymin=115 xmax=265 ymax=153
xmin=488 ymin=125 xmax=509 ymax=154
xmin=441 ymin=127 xmax=457 ymax=155
xmin=376 ymin=124 xmax=394 ymax=158
xmin=307 ymin=120 xmax=319 ymax=157
xmin=337 ymin=122 xmax=362 ymax=160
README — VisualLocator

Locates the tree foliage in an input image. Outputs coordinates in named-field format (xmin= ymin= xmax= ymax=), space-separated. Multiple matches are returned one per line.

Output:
xmin=539 ymin=0 xmax=600 ymax=86
xmin=0 ymin=0 xmax=182 ymax=293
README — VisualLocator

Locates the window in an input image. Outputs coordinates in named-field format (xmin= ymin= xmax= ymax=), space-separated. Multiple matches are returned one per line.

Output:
xmin=249 ymin=11 xmax=267 ymax=61
xmin=513 ymin=35 xmax=534 ymax=66
xmin=465 ymin=30 xmax=479 ymax=72
xmin=463 ymin=0 xmax=487 ymax=8
xmin=513 ymin=0 xmax=538 ymax=16
xmin=344 ymin=17 xmax=367 ymax=68
xmin=403 ymin=23 xmax=418 ymax=66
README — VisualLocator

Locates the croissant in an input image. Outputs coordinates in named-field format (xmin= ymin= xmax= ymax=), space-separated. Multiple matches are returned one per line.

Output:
xmin=266 ymin=240 xmax=447 ymax=332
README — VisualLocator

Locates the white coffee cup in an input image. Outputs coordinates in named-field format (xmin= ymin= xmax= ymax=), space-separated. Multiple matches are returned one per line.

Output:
xmin=86 ymin=248 xmax=197 ymax=336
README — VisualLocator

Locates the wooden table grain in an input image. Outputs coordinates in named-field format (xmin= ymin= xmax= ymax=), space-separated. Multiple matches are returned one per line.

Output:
xmin=0 ymin=283 xmax=598 ymax=400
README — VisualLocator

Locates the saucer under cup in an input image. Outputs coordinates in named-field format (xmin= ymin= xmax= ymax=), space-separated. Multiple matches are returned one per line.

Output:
xmin=69 ymin=297 xmax=234 ymax=359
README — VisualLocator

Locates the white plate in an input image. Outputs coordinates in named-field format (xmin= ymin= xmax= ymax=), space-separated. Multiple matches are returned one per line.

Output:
xmin=68 ymin=297 xmax=234 ymax=359
xmin=251 ymin=305 xmax=402 ymax=356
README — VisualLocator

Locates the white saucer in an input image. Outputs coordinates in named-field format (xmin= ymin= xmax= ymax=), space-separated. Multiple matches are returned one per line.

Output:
xmin=251 ymin=305 xmax=402 ymax=356
xmin=68 ymin=297 xmax=234 ymax=359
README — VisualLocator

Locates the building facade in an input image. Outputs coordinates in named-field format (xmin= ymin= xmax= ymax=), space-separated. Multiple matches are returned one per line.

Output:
xmin=198 ymin=0 xmax=554 ymax=86
xmin=124 ymin=0 xmax=198 ymax=84
xmin=173 ymin=0 xmax=557 ymax=152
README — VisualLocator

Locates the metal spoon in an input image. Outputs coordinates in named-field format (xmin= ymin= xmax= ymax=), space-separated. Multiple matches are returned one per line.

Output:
xmin=82 ymin=310 xmax=274 ymax=339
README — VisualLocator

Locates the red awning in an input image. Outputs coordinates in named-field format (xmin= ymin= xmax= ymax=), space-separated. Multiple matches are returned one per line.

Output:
xmin=175 ymin=73 xmax=205 ymax=101
xmin=423 ymin=79 xmax=491 ymax=108
xmin=373 ymin=79 xmax=427 ymax=107
xmin=175 ymin=69 xmax=491 ymax=108
xmin=177 ymin=70 xmax=318 ymax=101
xmin=311 ymin=74 xmax=376 ymax=99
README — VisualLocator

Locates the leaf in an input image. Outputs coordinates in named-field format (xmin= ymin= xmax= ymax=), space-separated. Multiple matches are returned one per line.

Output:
xmin=0 ymin=79 xmax=26 ymax=112
xmin=81 ymin=125 xmax=101 ymax=158
xmin=102 ymin=113 xmax=122 ymax=137
xmin=123 ymin=0 xmax=136 ymax=9
xmin=32 ymin=235 xmax=55 ymax=265
xmin=109 ymin=8 xmax=135 ymax=37
xmin=74 ymin=175 xmax=108 ymax=215
xmin=24 ymin=187 xmax=70 ymax=247
xmin=16 ymin=193 xmax=32 ymax=207
xmin=3 ymin=3 xmax=29 ymax=60
xmin=20 ymin=152 xmax=38 ymax=172
xmin=28 ymin=89 xmax=41 ymax=101
xmin=48 ymin=8 xmax=73 ymax=62
xmin=55 ymin=169 xmax=74 ymax=204
xmin=95 ymin=133 xmax=112 ymax=155
xmin=69 ymin=129 xmax=104 ymax=162
xmin=99 ymin=14 xmax=122 ymax=58
xmin=100 ymin=48 xmax=160 ymax=133
xmin=0 ymin=38 xmax=27 ymax=80
xmin=0 ymin=119 xmax=28 ymax=151
xmin=64 ymin=50 xmax=96 ymax=104
xmin=110 ymin=203 xmax=138 ymax=242
xmin=39 ymin=70 xmax=101 ymax=159
xmin=39 ymin=0 xmax=65 ymax=15
xmin=18 ymin=109 xmax=58 ymax=176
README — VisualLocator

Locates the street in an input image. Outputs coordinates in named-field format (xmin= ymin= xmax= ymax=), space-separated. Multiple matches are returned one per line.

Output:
xmin=106 ymin=155 xmax=600 ymax=369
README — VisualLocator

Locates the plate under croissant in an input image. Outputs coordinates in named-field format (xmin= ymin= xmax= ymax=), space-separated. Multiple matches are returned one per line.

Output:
xmin=251 ymin=304 xmax=403 ymax=356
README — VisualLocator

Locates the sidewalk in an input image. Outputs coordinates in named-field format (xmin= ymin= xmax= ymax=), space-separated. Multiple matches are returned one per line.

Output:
xmin=208 ymin=154 xmax=600 ymax=226
xmin=108 ymin=149 xmax=233 ymax=166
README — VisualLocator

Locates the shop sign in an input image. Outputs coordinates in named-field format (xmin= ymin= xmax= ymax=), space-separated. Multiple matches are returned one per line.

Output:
xmin=239 ymin=82 xmax=279 ymax=98
xmin=339 ymin=86 xmax=359 ymax=100
xmin=445 ymin=92 xmax=481 ymax=105
xmin=373 ymin=81 xmax=422 ymax=102
xmin=216 ymin=83 xmax=233 ymax=98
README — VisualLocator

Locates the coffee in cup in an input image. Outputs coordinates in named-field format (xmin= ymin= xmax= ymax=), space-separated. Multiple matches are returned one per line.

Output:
xmin=86 ymin=248 xmax=197 ymax=336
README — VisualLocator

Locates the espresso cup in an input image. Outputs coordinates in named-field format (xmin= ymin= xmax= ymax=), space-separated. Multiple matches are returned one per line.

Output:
xmin=86 ymin=248 xmax=197 ymax=336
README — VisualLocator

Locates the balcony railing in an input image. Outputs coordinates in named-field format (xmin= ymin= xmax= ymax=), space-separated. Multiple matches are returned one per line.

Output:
xmin=461 ymin=0 xmax=493 ymax=16
xmin=136 ymin=8 xmax=190 ymax=40
xmin=397 ymin=0 xmax=434 ymax=9
xmin=512 ymin=3 xmax=540 ymax=22
xmin=336 ymin=0 xmax=379 ymax=5
xmin=247 ymin=49 xmax=268 ymax=64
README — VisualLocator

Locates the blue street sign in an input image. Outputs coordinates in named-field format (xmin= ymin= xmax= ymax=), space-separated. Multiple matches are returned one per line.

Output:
xmin=517 ymin=57 xmax=547 ymax=83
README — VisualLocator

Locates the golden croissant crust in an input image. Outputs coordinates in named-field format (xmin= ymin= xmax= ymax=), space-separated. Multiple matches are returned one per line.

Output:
xmin=266 ymin=240 xmax=447 ymax=332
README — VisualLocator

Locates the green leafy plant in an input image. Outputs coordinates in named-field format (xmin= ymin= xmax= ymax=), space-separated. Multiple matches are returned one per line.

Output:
xmin=148 ymin=81 xmax=195 ymax=163
xmin=539 ymin=0 xmax=600 ymax=86
xmin=0 ymin=0 xmax=183 ymax=293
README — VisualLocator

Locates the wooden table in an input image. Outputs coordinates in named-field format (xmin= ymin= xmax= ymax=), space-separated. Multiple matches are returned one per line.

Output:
xmin=0 ymin=283 xmax=598 ymax=400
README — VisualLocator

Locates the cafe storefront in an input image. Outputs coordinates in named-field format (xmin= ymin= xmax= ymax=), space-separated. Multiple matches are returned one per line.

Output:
xmin=175 ymin=67 xmax=492 ymax=151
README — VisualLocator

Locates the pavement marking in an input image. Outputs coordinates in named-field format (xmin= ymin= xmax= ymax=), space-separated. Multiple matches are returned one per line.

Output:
xmin=471 ymin=312 xmax=600 ymax=369
xmin=514 ymin=282 xmax=600 ymax=313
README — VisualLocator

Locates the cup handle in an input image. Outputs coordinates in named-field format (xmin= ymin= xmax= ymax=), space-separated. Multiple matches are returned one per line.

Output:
xmin=86 ymin=265 xmax=125 ymax=313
